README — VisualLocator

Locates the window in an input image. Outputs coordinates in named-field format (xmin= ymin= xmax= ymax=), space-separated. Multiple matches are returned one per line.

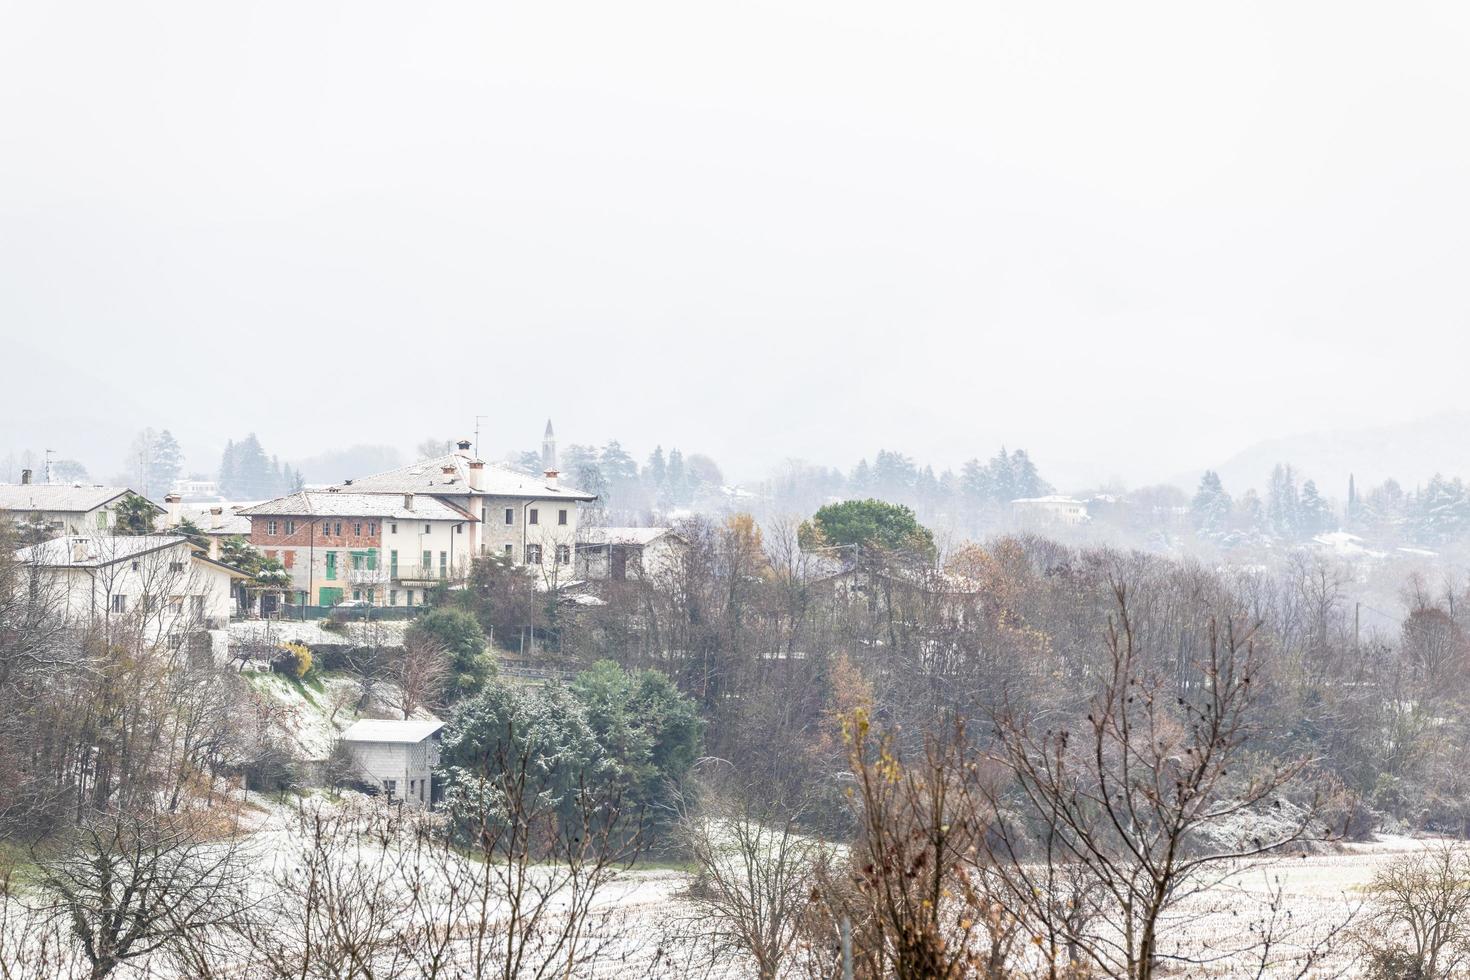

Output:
xmin=95 ymin=511 xmax=107 ymax=529
xmin=351 ymin=552 xmax=363 ymax=571
xmin=325 ymin=552 xmax=337 ymax=580
xmin=317 ymin=522 xmax=328 ymax=539
xmin=422 ymin=550 xmax=432 ymax=574
xmin=368 ymin=522 xmax=377 ymax=535
xmin=191 ymin=595 xmax=204 ymax=617
xmin=110 ymin=594 xmax=127 ymax=614
xmin=439 ymin=551 xmax=447 ymax=577
xmin=352 ymin=589 xmax=361 ymax=601
xmin=285 ymin=519 xmax=296 ymax=534
xmin=334 ymin=521 xmax=343 ymax=536
xmin=384 ymin=779 xmax=397 ymax=797
xmin=389 ymin=589 xmax=398 ymax=606
xmin=267 ymin=520 xmax=278 ymax=535
xmin=419 ymin=780 xmax=426 ymax=802
xmin=170 ymin=561 xmax=185 ymax=572
xmin=423 ymin=523 xmax=431 ymax=534
xmin=390 ymin=550 xmax=398 ymax=577
xmin=481 ymin=506 xmax=487 ymax=522
xmin=367 ymin=550 xmax=377 ymax=571
xmin=407 ymin=589 xmax=415 ymax=606
xmin=525 ymin=544 xmax=542 ymax=565
xmin=558 ymin=509 xmax=568 ymax=526
xmin=390 ymin=523 xmax=398 ymax=534
xmin=556 ymin=544 xmax=570 ymax=566
xmin=353 ymin=522 xmax=362 ymax=536
xmin=130 ymin=560 xmax=140 ymax=571
xmin=283 ymin=550 xmax=295 ymax=569
xmin=168 ymin=596 xmax=184 ymax=614
xmin=504 ymin=508 xmax=514 ymax=525
xmin=504 ymin=544 xmax=514 ymax=559
xmin=409 ymin=779 xmax=416 ymax=798
xmin=529 ymin=508 xmax=539 ymax=525
xmin=456 ymin=524 xmax=462 ymax=534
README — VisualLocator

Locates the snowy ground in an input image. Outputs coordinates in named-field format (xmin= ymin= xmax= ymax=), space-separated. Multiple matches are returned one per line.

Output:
xmin=3 ymin=793 xmax=1447 ymax=978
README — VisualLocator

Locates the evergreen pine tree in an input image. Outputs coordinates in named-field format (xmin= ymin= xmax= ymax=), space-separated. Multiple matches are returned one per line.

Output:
xmin=218 ymin=440 xmax=237 ymax=497
xmin=1191 ymin=470 xmax=1232 ymax=534
xmin=989 ymin=448 xmax=1017 ymax=502
xmin=148 ymin=429 xmax=184 ymax=497
xmin=1299 ymin=479 xmax=1332 ymax=536
xmin=1267 ymin=463 xmax=1301 ymax=538
xmin=646 ymin=446 xmax=667 ymax=488
xmin=1009 ymin=449 xmax=1051 ymax=498
xmin=664 ymin=448 xmax=689 ymax=506
xmin=959 ymin=458 xmax=990 ymax=504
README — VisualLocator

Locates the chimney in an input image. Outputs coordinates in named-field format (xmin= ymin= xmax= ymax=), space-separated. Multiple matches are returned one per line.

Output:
xmin=468 ymin=460 xmax=485 ymax=491
xmin=544 ymin=468 xmax=559 ymax=491
xmin=20 ymin=468 xmax=31 ymax=485
xmin=403 ymin=493 xmax=414 ymax=511
xmin=164 ymin=492 xmax=182 ymax=527
xmin=70 ymin=538 xmax=89 ymax=563
xmin=441 ymin=465 xmax=456 ymax=476
xmin=456 ymin=439 xmax=472 ymax=454
xmin=209 ymin=506 xmax=222 ymax=516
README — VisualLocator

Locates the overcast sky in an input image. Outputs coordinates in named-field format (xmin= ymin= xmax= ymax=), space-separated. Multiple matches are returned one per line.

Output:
xmin=3 ymin=1 xmax=1469 ymax=488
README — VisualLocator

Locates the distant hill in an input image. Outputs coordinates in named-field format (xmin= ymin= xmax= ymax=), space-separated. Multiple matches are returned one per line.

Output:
xmin=293 ymin=444 xmax=405 ymax=485
xmin=1179 ymin=411 xmax=1470 ymax=499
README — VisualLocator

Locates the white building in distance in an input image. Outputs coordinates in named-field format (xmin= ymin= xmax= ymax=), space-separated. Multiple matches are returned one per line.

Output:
xmin=1011 ymin=495 xmax=1091 ymax=526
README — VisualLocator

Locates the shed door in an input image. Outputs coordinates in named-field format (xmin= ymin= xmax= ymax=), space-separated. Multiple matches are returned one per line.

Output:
xmin=319 ymin=587 xmax=344 ymax=607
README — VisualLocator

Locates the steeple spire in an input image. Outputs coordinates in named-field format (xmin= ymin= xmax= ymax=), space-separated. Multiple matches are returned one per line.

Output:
xmin=541 ymin=419 xmax=557 ymax=472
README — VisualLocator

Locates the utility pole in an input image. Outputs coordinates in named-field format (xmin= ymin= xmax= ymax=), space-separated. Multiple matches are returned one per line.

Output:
xmin=474 ymin=415 xmax=489 ymax=459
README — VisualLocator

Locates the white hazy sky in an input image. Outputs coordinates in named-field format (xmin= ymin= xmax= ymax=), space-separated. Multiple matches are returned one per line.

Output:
xmin=3 ymin=1 xmax=1469 ymax=488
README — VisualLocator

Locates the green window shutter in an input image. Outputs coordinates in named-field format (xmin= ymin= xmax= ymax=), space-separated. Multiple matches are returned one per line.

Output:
xmin=325 ymin=551 xmax=337 ymax=580
xmin=422 ymin=550 xmax=431 ymax=573
xmin=390 ymin=550 xmax=398 ymax=576
xmin=367 ymin=548 xmax=378 ymax=571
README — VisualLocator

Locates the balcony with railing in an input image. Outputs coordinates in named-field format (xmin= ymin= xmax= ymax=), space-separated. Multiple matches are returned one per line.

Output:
xmin=387 ymin=563 xmax=448 ymax=584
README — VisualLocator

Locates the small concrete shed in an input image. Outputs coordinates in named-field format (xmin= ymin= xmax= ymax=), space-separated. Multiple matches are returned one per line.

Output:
xmin=340 ymin=718 xmax=444 ymax=808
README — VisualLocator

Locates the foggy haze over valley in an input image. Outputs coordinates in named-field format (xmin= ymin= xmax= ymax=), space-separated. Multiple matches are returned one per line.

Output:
xmin=8 ymin=4 xmax=1470 ymax=978
xmin=6 ymin=2 xmax=1470 ymax=493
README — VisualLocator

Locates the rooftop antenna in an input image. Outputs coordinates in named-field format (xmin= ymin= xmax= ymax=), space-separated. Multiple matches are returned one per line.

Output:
xmin=43 ymin=448 xmax=54 ymax=484
xmin=474 ymin=415 xmax=489 ymax=459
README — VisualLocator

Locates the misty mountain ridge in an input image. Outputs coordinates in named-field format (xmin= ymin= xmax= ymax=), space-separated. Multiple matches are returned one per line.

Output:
xmin=1179 ymin=411 xmax=1470 ymax=501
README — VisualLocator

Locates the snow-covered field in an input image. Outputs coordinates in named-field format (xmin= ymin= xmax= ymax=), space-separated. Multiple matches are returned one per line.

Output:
xmin=3 ymin=793 xmax=1447 ymax=979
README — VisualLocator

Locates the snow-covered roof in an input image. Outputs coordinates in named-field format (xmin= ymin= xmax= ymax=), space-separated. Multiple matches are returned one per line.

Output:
xmin=347 ymin=453 xmax=597 ymax=502
xmin=1011 ymin=495 xmax=1088 ymax=506
xmin=341 ymin=718 xmax=445 ymax=743
xmin=0 ymin=484 xmax=152 ymax=514
xmin=177 ymin=505 xmax=251 ymax=536
xmin=238 ymin=490 xmax=476 ymax=522
xmin=18 ymin=534 xmax=191 ymax=568
xmin=577 ymin=526 xmax=678 ymax=546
